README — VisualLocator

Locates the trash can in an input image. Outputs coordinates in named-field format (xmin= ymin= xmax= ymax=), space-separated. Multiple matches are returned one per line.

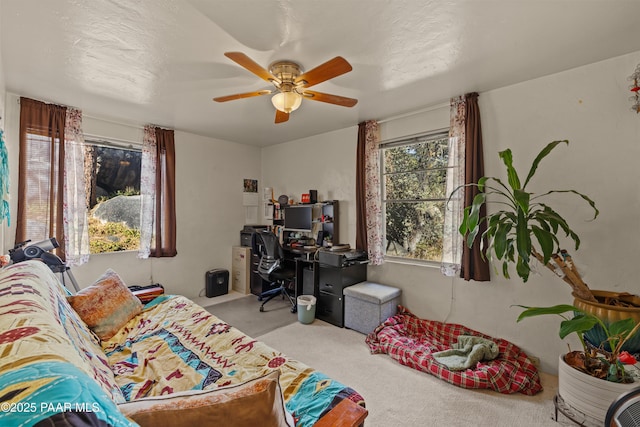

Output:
xmin=297 ymin=295 xmax=316 ymax=324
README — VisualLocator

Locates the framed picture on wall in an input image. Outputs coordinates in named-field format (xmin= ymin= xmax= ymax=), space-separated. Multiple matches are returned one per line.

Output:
xmin=243 ymin=179 xmax=258 ymax=193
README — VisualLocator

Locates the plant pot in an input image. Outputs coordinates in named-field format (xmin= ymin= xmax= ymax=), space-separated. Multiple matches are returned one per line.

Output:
xmin=558 ymin=354 xmax=636 ymax=423
xmin=573 ymin=290 xmax=640 ymax=353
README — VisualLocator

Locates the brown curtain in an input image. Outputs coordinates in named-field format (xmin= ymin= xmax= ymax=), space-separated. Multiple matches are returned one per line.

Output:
xmin=461 ymin=92 xmax=490 ymax=281
xmin=151 ymin=127 xmax=177 ymax=257
xmin=355 ymin=122 xmax=368 ymax=251
xmin=16 ymin=97 xmax=67 ymax=260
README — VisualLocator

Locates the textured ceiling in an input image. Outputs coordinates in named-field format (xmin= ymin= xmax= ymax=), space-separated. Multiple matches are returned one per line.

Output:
xmin=2 ymin=0 xmax=640 ymax=146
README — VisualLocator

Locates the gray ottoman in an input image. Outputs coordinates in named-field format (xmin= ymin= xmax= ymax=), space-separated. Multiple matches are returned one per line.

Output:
xmin=343 ymin=282 xmax=401 ymax=334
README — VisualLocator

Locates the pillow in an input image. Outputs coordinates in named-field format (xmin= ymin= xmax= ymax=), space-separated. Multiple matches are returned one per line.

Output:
xmin=118 ymin=371 xmax=294 ymax=427
xmin=67 ymin=269 xmax=142 ymax=340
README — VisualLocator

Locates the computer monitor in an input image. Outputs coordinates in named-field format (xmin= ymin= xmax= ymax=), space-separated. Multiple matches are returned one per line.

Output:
xmin=284 ymin=205 xmax=313 ymax=232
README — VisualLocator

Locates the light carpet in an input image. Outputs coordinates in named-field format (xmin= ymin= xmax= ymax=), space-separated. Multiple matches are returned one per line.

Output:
xmin=258 ymin=320 xmax=572 ymax=427
xmin=204 ymin=294 xmax=298 ymax=338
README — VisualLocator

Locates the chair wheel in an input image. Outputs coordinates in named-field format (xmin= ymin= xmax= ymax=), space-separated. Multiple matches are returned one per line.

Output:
xmin=291 ymin=307 xmax=297 ymax=313
xmin=258 ymin=297 xmax=263 ymax=301
xmin=260 ymin=306 xmax=265 ymax=312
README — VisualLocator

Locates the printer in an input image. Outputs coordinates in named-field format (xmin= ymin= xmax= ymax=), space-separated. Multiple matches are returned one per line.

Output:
xmin=240 ymin=224 xmax=269 ymax=247
xmin=318 ymin=248 xmax=368 ymax=267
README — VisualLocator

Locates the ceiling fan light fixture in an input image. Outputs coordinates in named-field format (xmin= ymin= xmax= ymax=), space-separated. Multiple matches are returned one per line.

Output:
xmin=271 ymin=91 xmax=302 ymax=113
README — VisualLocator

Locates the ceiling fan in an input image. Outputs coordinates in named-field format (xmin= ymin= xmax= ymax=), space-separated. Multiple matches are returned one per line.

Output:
xmin=213 ymin=52 xmax=358 ymax=124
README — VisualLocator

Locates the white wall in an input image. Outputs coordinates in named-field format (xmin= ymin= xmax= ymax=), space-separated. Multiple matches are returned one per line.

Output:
xmin=0 ymin=0 xmax=4 ymax=132
xmin=0 ymin=1 xmax=6 ymax=253
xmin=263 ymin=50 xmax=640 ymax=374
xmin=261 ymin=127 xmax=359 ymax=245
xmin=3 ymin=93 xmax=261 ymax=298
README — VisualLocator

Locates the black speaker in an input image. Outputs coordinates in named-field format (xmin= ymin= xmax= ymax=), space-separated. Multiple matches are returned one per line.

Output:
xmin=309 ymin=190 xmax=317 ymax=204
xmin=205 ymin=269 xmax=229 ymax=298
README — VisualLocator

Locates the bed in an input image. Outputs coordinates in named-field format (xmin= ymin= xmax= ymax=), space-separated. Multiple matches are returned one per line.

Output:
xmin=366 ymin=306 xmax=542 ymax=395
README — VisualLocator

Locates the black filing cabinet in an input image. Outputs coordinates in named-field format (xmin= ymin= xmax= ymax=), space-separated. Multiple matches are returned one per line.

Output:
xmin=317 ymin=263 xmax=366 ymax=327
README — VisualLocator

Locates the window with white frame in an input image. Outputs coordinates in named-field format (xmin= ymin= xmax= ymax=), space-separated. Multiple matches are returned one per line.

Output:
xmin=84 ymin=139 xmax=142 ymax=253
xmin=381 ymin=130 xmax=451 ymax=262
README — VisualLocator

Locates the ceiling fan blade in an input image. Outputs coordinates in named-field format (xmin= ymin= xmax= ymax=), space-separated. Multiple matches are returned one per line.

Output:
xmin=224 ymin=52 xmax=279 ymax=83
xmin=213 ymin=90 xmax=272 ymax=102
xmin=275 ymin=109 xmax=289 ymax=124
xmin=302 ymin=90 xmax=358 ymax=107
xmin=295 ymin=56 xmax=352 ymax=88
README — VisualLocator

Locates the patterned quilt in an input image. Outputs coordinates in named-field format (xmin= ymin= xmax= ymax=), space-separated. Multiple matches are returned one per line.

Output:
xmin=0 ymin=261 xmax=363 ymax=427
xmin=366 ymin=306 xmax=542 ymax=395
xmin=0 ymin=261 xmax=132 ymax=427
xmin=103 ymin=295 xmax=364 ymax=426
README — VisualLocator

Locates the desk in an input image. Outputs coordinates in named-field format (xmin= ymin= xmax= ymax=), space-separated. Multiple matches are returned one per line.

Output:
xmin=284 ymin=245 xmax=368 ymax=327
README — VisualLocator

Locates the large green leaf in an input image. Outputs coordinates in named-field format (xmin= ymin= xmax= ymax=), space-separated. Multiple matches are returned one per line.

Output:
xmin=533 ymin=215 xmax=551 ymax=232
xmin=502 ymin=260 xmax=510 ymax=278
xmin=534 ymin=189 xmax=600 ymax=220
xmin=477 ymin=176 xmax=488 ymax=192
xmin=609 ymin=317 xmax=636 ymax=339
xmin=537 ymin=205 xmax=581 ymax=249
xmin=516 ymin=305 xmax=599 ymax=340
xmin=494 ymin=222 xmax=512 ymax=260
xmin=498 ymin=149 xmax=521 ymax=191
xmin=516 ymin=304 xmax=579 ymax=322
xmin=516 ymin=256 xmax=531 ymax=282
xmin=467 ymin=193 xmax=486 ymax=231
xmin=531 ymin=225 xmax=555 ymax=263
xmin=515 ymin=209 xmax=531 ymax=264
xmin=459 ymin=206 xmax=471 ymax=235
xmin=537 ymin=206 xmax=571 ymax=234
xmin=486 ymin=177 xmax=518 ymax=208
xmin=559 ymin=314 xmax=600 ymax=339
xmin=513 ymin=189 xmax=530 ymax=215
xmin=463 ymin=193 xmax=487 ymax=248
xmin=522 ymin=140 xmax=568 ymax=189
xmin=506 ymin=243 xmax=515 ymax=262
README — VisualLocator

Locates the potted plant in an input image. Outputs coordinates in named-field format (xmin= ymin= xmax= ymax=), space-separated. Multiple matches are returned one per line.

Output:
xmin=517 ymin=304 xmax=640 ymax=382
xmin=457 ymin=140 xmax=640 ymax=351
xmin=516 ymin=304 xmax=640 ymax=421
xmin=455 ymin=140 xmax=640 ymax=422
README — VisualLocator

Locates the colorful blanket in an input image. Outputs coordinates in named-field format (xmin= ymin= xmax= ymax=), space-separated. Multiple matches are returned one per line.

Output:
xmin=0 ymin=261 xmax=364 ymax=426
xmin=103 ymin=295 xmax=364 ymax=426
xmin=0 ymin=261 xmax=132 ymax=426
xmin=366 ymin=306 xmax=542 ymax=395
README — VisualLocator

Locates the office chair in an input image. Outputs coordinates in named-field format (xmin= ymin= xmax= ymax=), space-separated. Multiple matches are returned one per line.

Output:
xmin=251 ymin=230 xmax=297 ymax=313
xmin=605 ymin=386 xmax=640 ymax=426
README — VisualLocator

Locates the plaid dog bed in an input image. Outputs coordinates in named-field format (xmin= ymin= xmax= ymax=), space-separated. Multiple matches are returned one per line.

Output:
xmin=366 ymin=306 xmax=542 ymax=395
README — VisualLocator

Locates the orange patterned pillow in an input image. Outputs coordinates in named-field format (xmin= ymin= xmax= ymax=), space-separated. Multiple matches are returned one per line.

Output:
xmin=118 ymin=371 xmax=293 ymax=426
xmin=68 ymin=269 xmax=142 ymax=340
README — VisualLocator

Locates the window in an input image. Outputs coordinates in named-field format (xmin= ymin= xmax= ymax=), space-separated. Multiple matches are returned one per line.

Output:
xmin=381 ymin=130 xmax=450 ymax=262
xmin=85 ymin=140 xmax=142 ymax=254
xmin=20 ymin=132 xmax=62 ymax=240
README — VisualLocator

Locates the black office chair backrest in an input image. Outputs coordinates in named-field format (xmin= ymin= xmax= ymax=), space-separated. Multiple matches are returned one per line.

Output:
xmin=251 ymin=230 xmax=284 ymax=282
xmin=606 ymin=386 xmax=640 ymax=426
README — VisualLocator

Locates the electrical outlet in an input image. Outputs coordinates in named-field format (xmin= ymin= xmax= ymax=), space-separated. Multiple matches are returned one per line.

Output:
xmin=529 ymin=356 xmax=540 ymax=368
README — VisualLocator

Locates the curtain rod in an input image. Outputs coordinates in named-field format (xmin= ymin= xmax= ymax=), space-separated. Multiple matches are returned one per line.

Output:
xmin=377 ymin=101 xmax=449 ymax=124
xmin=15 ymin=98 xmax=146 ymax=131
xmin=83 ymin=133 xmax=142 ymax=148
